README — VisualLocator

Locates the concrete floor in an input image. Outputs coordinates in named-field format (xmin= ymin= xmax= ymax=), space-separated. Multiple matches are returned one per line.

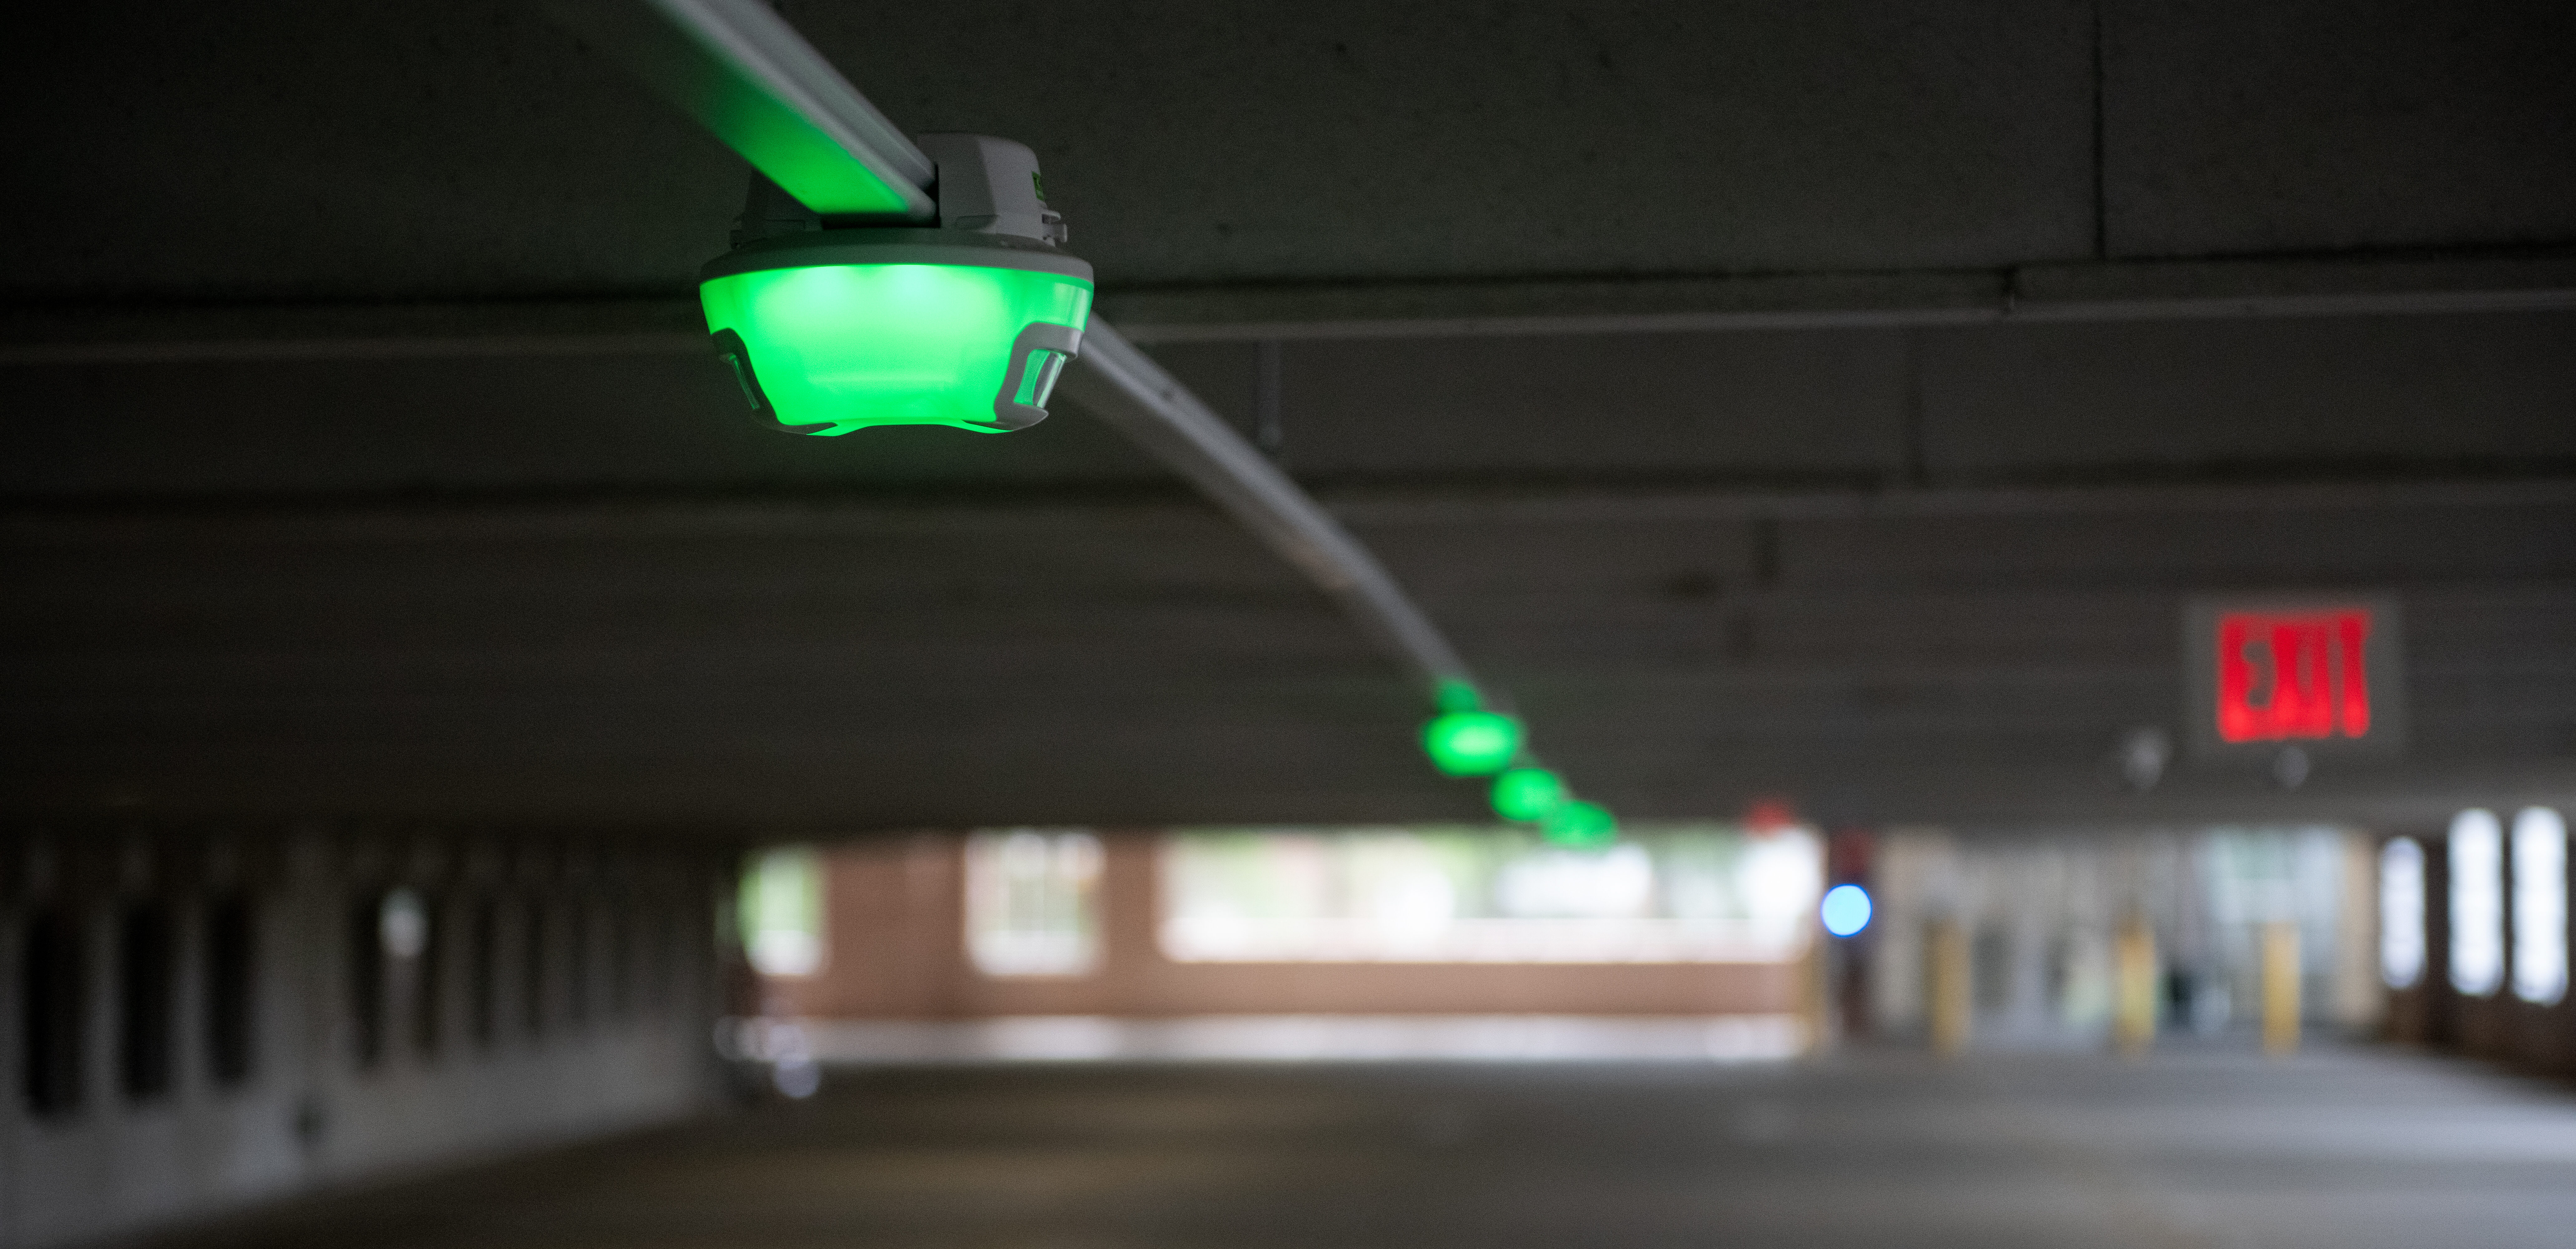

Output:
xmin=135 ymin=1044 xmax=2576 ymax=1249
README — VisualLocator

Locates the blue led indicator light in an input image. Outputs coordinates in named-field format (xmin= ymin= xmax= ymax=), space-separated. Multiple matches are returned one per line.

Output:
xmin=1821 ymin=884 xmax=1873 ymax=937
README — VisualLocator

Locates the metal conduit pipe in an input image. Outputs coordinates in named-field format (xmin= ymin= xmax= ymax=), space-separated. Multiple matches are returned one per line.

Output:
xmin=1058 ymin=322 xmax=1479 ymax=700
xmin=550 ymin=0 xmax=938 ymax=221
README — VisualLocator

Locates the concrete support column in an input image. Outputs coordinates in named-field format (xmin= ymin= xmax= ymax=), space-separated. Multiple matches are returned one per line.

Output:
xmin=1097 ymin=830 xmax=1165 ymax=1016
xmin=1796 ymin=927 xmax=1832 ymax=1053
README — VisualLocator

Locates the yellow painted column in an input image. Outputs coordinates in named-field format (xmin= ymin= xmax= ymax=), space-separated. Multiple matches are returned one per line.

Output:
xmin=2113 ymin=915 xmax=2159 ymax=1057
xmin=1927 ymin=918 xmax=1970 ymax=1056
xmin=2262 ymin=920 xmax=2302 ymax=1055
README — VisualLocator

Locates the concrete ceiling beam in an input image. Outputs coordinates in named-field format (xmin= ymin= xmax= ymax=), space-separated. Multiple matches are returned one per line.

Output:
xmin=9 ymin=247 xmax=2571 ymax=367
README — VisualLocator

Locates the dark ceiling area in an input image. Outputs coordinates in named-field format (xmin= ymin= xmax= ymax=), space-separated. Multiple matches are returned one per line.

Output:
xmin=8 ymin=2 xmax=2574 ymax=301
xmin=4 ymin=2 xmax=2573 ymax=836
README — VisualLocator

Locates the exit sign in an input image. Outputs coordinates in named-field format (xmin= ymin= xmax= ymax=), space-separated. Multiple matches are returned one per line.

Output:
xmin=2185 ymin=595 xmax=2404 ymax=759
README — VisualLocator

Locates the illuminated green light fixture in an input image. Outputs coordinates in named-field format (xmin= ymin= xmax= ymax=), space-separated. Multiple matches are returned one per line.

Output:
xmin=1490 ymin=766 xmax=1568 ymax=822
xmin=701 ymin=134 xmax=1093 ymax=435
xmin=1542 ymin=799 xmax=1618 ymax=848
xmin=703 ymin=237 xmax=1089 ymax=434
xmin=1422 ymin=706 xmax=1523 ymax=777
xmin=1421 ymin=682 xmax=1604 ymax=843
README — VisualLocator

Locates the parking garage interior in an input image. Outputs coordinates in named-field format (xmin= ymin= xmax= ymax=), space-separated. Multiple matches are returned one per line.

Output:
xmin=5 ymin=3 xmax=2576 ymax=1246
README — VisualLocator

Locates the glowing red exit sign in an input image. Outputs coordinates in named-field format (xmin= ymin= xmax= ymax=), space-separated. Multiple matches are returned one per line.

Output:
xmin=2186 ymin=596 xmax=2404 ymax=758
xmin=2216 ymin=609 xmax=2372 ymax=742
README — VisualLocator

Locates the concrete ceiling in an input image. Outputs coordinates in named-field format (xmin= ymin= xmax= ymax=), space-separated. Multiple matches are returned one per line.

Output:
xmin=7 ymin=2 xmax=2573 ymax=301
xmin=4 ymin=2 xmax=2574 ymax=835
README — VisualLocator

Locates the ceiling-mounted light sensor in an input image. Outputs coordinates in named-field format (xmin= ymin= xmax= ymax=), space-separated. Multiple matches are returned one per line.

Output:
xmin=702 ymin=135 xmax=1092 ymax=435
xmin=548 ymin=4 xmax=1094 ymax=434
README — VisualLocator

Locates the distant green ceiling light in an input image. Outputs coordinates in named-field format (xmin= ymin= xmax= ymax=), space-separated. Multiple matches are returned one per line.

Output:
xmin=1490 ymin=767 xmax=1568 ymax=822
xmin=1422 ymin=709 xmax=1523 ymax=777
xmin=1542 ymin=800 xmax=1617 ymax=848
xmin=1433 ymin=678 xmax=1485 ymax=714
xmin=700 ymin=232 xmax=1092 ymax=435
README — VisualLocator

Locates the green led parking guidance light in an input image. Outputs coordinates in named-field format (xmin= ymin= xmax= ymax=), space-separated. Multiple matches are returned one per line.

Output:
xmin=1490 ymin=766 xmax=1568 ymax=822
xmin=1542 ymin=799 xmax=1618 ymax=848
xmin=1422 ymin=705 xmax=1523 ymax=777
xmin=702 ymin=134 xmax=1093 ymax=435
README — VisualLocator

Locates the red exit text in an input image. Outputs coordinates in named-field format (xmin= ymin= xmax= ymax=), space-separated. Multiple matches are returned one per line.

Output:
xmin=2215 ymin=609 xmax=2374 ymax=743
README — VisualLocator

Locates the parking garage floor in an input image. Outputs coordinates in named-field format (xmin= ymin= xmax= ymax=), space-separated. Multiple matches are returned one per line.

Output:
xmin=140 ymin=1043 xmax=2576 ymax=1249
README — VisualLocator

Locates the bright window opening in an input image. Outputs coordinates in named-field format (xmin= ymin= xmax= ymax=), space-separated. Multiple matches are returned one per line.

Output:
xmin=2378 ymin=837 xmax=2425 ymax=989
xmin=2448 ymin=809 xmax=2504 ymax=997
xmin=966 ymin=829 xmax=1103 ymax=977
xmin=742 ymin=847 xmax=826 ymax=978
xmin=2511 ymin=807 xmax=2568 ymax=1006
xmin=1160 ymin=824 xmax=1821 ymax=964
